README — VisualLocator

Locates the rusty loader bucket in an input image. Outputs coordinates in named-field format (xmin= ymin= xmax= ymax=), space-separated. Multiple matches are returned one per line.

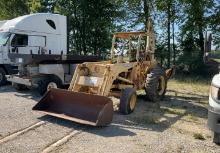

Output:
xmin=33 ymin=88 xmax=113 ymax=126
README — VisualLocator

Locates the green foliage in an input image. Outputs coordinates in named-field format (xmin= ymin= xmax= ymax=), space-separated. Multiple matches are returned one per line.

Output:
xmin=56 ymin=0 xmax=120 ymax=56
xmin=29 ymin=0 xmax=57 ymax=13
xmin=177 ymin=33 xmax=205 ymax=73
xmin=175 ymin=0 xmax=214 ymax=73
xmin=0 ymin=0 xmax=29 ymax=19
xmin=209 ymin=2 xmax=220 ymax=49
xmin=0 ymin=0 xmax=218 ymax=75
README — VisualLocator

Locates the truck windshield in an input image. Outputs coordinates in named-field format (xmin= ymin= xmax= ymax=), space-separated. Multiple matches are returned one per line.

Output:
xmin=0 ymin=32 xmax=10 ymax=46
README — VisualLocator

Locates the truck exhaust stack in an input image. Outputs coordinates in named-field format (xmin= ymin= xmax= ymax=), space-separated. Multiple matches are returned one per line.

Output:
xmin=33 ymin=88 xmax=113 ymax=126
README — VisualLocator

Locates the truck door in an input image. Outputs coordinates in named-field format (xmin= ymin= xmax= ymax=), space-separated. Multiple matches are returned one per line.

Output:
xmin=10 ymin=34 xmax=46 ymax=54
xmin=0 ymin=32 xmax=11 ymax=64
xmin=1 ymin=45 xmax=10 ymax=63
xmin=10 ymin=34 xmax=29 ymax=54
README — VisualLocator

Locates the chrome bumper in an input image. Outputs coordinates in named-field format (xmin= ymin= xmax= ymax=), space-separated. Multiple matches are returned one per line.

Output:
xmin=6 ymin=75 xmax=33 ymax=87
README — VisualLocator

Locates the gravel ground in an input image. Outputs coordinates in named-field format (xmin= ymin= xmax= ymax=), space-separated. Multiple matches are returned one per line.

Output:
xmin=0 ymin=84 xmax=220 ymax=153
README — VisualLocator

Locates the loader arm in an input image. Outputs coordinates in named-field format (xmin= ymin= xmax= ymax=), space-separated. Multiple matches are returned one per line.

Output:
xmin=68 ymin=62 xmax=135 ymax=96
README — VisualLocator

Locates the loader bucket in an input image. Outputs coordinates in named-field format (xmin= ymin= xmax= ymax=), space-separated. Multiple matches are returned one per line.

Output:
xmin=33 ymin=88 xmax=113 ymax=126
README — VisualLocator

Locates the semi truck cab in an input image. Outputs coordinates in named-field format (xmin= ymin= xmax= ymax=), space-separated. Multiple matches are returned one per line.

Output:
xmin=4 ymin=13 xmax=99 ymax=94
xmin=0 ymin=13 xmax=67 ymax=86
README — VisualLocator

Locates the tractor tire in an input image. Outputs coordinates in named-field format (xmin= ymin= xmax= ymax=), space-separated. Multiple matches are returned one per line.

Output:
xmin=0 ymin=68 xmax=7 ymax=86
xmin=213 ymin=132 xmax=220 ymax=145
xmin=145 ymin=66 xmax=167 ymax=102
xmin=120 ymin=88 xmax=137 ymax=115
xmin=37 ymin=77 xmax=62 ymax=96
xmin=13 ymin=83 xmax=28 ymax=91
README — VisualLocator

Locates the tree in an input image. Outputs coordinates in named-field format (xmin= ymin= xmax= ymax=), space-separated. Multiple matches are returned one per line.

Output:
xmin=29 ymin=0 xmax=57 ymax=13
xmin=155 ymin=0 xmax=177 ymax=68
xmin=178 ymin=0 xmax=214 ymax=72
xmin=209 ymin=1 xmax=220 ymax=49
xmin=56 ymin=0 xmax=120 ymax=56
xmin=114 ymin=0 xmax=153 ymax=31
xmin=0 ymin=0 xmax=29 ymax=19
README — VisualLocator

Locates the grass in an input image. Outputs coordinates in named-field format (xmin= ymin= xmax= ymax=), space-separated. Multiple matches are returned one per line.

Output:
xmin=131 ymin=115 xmax=158 ymax=125
xmin=185 ymin=114 xmax=199 ymax=122
xmin=193 ymin=133 xmax=205 ymax=140
xmin=206 ymin=135 xmax=212 ymax=139
xmin=168 ymin=75 xmax=211 ymax=95
xmin=163 ymin=107 xmax=186 ymax=116
xmin=213 ymin=58 xmax=220 ymax=63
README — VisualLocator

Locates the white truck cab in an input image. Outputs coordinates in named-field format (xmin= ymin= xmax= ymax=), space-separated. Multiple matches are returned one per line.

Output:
xmin=0 ymin=13 xmax=67 ymax=86
xmin=4 ymin=13 xmax=99 ymax=94
xmin=208 ymin=73 xmax=220 ymax=144
xmin=1 ymin=13 xmax=67 ymax=55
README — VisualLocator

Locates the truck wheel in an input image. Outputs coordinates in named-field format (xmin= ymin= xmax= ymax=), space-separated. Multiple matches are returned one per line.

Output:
xmin=0 ymin=68 xmax=7 ymax=86
xmin=145 ymin=66 xmax=167 ymax=102
xmin=120 ymin=88 xmax=137 ymax=115
xmin=37 ymin=77 xmax=62 ymax=96
xmin=213 ymin=132 xmax=220 ymax=145
xmin=13 ymin=83 xmax=28 ymax=91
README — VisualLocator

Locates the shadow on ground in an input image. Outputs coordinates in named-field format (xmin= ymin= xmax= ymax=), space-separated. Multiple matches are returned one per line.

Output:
xmin=0 ymin=85 xmax=41 ymax=101
xmin=1 ymin=84 xmax=208 ymax=137
xmin=39 ymin=115 xmax=136 ymax=137
xmin=36 ymin=89 xmax=209 ymax=138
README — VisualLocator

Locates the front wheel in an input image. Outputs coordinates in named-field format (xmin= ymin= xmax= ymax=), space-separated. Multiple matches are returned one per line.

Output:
xmin=0 ymin=68 xmax=7 ymax=86
xmin=145 ymin=66 xmax=167 ymax=102
xmin=213 ymin=132 xmax=220 ymax=145
xmin=37 ymin=77 xmax=62 ymax=95
xmin=119 ymin=88 xmax=137 ymax=115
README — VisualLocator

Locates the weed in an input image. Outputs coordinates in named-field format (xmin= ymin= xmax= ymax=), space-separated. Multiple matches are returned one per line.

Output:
xmin=168 ymin=77 xmax=210 ymax=95
xmin=185 ymin=114 xmax=199 ymax=122
xmin=206 ymin=135 xmax=212 ymax=139
xmin=193 ymin=133 xmax=205 ymax=140
xmin=163 ymin=107 xmax=186 ymax=116
xmin=131 ymin=115 xmax=158 ymax=125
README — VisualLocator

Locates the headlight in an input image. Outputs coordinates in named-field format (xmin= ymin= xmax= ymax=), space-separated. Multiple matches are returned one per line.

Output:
xmin=211 ymin=85 xmax=220 ymax=101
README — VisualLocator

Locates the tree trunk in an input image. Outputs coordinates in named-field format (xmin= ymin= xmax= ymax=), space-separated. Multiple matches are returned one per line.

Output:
xmin=199 ymin=27 xmax=204 ymax=62
xmin=172 ymin=20 xmax=176 ymax=65
xmin=143 ymin=0 xmax=149 ymax=31
xmin=82 ymin=0 xmax=87 ymax=55
xmin=167 ymin=0 xmax=171 ymax=68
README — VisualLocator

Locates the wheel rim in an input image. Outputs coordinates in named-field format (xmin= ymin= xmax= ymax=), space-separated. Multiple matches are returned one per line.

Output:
xmin=130 ymin=94 xmax=137 ymax=111
xmin=47 ymin=82 xmax=58 ymax=91
xmin=158 ymin=76 xmax=166 ymax=96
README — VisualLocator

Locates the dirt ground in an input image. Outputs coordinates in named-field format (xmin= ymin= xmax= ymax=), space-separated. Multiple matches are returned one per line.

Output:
xmin=0 ymin=79 xmax=220 ymax=153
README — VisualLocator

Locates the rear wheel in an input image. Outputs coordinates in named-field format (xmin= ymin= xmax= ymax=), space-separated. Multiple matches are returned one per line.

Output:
xmin=213 ymin=132 xmax=220 ymax=145
xmin=120 ymin=88 xmax=137 ymax=115
xmin=37 ymin=77 xmax=62 ymax=96
xmin=13 ymin=83 xmax=28 ymax=91
xmin=145 ymin=66 xmax=167 ymax=102
xmin=0 ymin=68 xmax=7 ymax=86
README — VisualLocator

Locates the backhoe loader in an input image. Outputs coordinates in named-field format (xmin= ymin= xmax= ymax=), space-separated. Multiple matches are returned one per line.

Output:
xmin=33 ymin=18 xmax=173 ymax=126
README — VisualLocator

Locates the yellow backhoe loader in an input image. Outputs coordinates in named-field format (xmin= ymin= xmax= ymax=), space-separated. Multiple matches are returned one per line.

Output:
xmin=33 ymin=18 xmax=174 ymax=126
